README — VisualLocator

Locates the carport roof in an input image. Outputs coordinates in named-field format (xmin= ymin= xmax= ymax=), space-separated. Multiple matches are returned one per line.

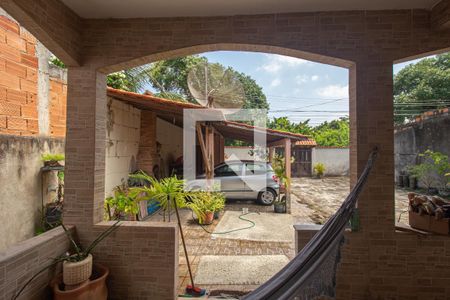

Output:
xmin=107 ymin=88 xmax=315 ymax=145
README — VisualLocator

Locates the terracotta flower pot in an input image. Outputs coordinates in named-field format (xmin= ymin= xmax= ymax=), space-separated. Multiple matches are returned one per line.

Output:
xmin=63 ymin=254 xmax=93 ymax=286
xmin=201 ymin=211 xmax=214 ymax=225
xmin=51 ymin=263 xmax=109 ymax=300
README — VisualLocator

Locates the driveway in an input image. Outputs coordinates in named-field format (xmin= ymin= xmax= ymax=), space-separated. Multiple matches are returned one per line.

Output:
xmin=291 ymin=176 xmax=410 ymax=224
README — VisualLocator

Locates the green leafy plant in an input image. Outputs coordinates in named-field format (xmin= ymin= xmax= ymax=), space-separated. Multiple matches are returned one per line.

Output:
xmin=13 ymin=221 xmax=120 ymax=300
xmin=313 ymin=163 xmax=326 ymax=178
xmin=271 ymin=154 xmax=292 ymax=203
xmin=105 ymin=183 xmax=139 ymax=220
xmin=187 ymin=192 xmax=224 ymax=224
xmin=41 ymin=153 xmax=65 ymax=163
xmin=408 ymin=150 xmax=450 ymax=191
xmin=129 ymin=172 xmax=188 ymax=221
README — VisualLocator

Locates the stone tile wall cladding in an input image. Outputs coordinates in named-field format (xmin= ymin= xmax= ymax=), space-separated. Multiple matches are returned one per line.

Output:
xmin=0 ymin=226 xmax=74 ymax=300
xmin=1 ymin=2 xmax=450 ymax=300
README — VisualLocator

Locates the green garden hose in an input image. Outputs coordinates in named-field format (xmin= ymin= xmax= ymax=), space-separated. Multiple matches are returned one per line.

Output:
xmin=194 ymin=212 xmax=258 ymax=235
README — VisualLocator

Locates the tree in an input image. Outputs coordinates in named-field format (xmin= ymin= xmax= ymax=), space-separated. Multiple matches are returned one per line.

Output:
xmin=267 ymin=116 xmax=349 ymax=147
xmin=147 ymin=56 xmax=269 ymax=109
xmin=394 ymin=52 xmax=450 ymax=124
xmin=267 ymin=117 xmax=313 ymax=136
xmin=49 ymin=56 xmax=149 ymax=93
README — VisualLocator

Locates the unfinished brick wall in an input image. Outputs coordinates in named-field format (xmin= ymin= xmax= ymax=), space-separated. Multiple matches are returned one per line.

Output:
xmin=0 ymin=12 xmax=67 ymax=137
xmin=0 ymin=14 xmax=38 ymax=135
xmin=137 ymin=110 xmax=157 ymax=175
xmin=48 ymin=78 xmax=67 ymax=137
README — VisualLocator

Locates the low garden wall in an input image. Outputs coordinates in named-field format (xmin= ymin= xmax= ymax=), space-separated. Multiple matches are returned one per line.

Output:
xmin=0 ymin=226 xmax=73 ymax=300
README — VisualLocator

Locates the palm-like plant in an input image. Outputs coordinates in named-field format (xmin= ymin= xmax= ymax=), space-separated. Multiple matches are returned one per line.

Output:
xmin=271 ymin=154 xmax=291 ymax=203
xmin=129 ymin=172 xmax=188 ymax=221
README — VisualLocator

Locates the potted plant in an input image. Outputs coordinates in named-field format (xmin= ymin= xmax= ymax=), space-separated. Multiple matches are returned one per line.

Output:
xmin=313 ymin=162 xmax=326 ymax=179
xmin=212 ymin=192 xmax=225 ymax=219
xmin=129 ymin=173 xmax=188 ymax=222
xmin=271 ymin=154 xmax=291 ymax=213
xmin=105 ymin=182 xmax=139 ymax=221
xmin=41 ymin=153 xmax=65 ymax=168
xmin=187 ymin=192 xmax=222 ymax=225
xmin=13 ymin=221 xmax=120 ymax=300
xmin=274 ymin=195 xmax=287 ymax=213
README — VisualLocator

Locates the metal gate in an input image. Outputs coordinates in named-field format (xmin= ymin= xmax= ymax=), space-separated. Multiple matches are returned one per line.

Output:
xmin=292 ymin=147 xmax=312 ymax=177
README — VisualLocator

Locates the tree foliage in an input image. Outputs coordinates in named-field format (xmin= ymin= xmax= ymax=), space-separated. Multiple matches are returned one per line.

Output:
xmin=147 ymin=55 xmax=269 ymax=109
xmin=394 ymin=52 xmax=450 ymax=124
xmin=267 ymin=116 xmax=349 ymax=147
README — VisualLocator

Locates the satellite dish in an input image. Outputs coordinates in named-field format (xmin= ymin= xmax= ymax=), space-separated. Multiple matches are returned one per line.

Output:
xmin=187 ymin=62 xmax=245 ymax=112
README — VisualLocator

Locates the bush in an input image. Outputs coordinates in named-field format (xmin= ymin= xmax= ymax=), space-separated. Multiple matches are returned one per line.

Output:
xmin=41 ymin=153 xmax=65 ymax=162
xmin=313 ymin=163 xmax=326 ymax=178
xmin=408 ymin=150 xmax=450 ymax=191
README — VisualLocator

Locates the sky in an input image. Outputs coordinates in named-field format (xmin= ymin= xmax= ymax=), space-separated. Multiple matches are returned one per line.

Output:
xmin=148 ymin=50 xmax=428 ymax=126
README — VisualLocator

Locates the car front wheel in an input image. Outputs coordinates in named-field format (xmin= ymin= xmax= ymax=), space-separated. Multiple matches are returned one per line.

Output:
xmin=257 ymin=189 xmax=276 ymax=205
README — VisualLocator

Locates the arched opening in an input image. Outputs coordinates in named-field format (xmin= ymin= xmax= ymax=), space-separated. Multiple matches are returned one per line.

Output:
xmin=99 ymin=45 xmax=353 ymax=295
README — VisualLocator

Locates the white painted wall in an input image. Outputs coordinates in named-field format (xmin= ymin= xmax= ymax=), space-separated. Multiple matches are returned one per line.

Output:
xmin=156 ymin=118 xmax=183 ymax=176
xmin=311 ymin=147 xmax=349 ymax=176
xmin=224 ymin=146 xmax=254 ymax=161
xmin=105 ymin=98 xmax=141 ymax=196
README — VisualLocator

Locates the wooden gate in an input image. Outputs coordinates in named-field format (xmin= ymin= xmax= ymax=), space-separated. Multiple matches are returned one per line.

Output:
xmin=292 ymin=147 xmax=312 ymax=177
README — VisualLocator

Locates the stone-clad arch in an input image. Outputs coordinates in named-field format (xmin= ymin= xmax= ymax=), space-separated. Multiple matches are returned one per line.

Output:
xmin=60 ymin=10 xmax=450 ymax=300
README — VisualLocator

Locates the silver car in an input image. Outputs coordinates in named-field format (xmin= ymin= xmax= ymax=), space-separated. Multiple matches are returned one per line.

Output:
xmin=195 ymin=160 xmax=280 ymax=205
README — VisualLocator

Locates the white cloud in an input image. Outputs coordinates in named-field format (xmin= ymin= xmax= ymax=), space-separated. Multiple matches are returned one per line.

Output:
xmin=295 ymin=74 xmax=320 ymax=85
xmin=316 ymin=84 xmax=349 ymax=98
xmin=295 ymin=75 xmax=308 ymax=84
xmin=270 ymin=78 xmax=281 ymax=87
xmin=260 ymin=54 xmax=309 ymax=73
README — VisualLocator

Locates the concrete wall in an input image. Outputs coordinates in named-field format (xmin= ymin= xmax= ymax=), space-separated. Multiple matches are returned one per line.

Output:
xmin=0 ymin=134 xmax=65 ymax=251
xmin=394 ymin=110 xmax=450 ymax=181
xmin=312 ymin=147 xmax=349 ymax=176
xmin=156 ymin=117 xmax=183 ymax=176
xmin=105 ymin=97 xmax=141 ymax=196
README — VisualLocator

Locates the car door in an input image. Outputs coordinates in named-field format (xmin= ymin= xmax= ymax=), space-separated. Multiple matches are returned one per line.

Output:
xmin=214 ymin=162 xmax=245 ymax=199
xmin=243 ymin=162 xmax=268 ymax=199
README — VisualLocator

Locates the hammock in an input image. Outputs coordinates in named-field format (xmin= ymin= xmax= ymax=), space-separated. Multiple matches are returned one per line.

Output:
xmin=243 ymin=147 xmax=379 ymax=300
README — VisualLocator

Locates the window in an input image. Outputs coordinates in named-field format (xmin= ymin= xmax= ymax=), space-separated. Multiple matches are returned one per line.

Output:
xmin=215 ymin=163 xmax=243 ymax=177
xmin=245 ymin=163 xmax=268 ymax=175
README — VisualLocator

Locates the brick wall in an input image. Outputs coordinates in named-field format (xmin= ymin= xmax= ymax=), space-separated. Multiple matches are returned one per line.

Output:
xmin=0 ymin=14 xmax=38 ymax=136
xmin=0 ymin=11 xmax=67 ymax=137
xmin=137 ymin=110 xmax=157 ymax=175
xmin=48 ymin=78 xmax=67 ymax=137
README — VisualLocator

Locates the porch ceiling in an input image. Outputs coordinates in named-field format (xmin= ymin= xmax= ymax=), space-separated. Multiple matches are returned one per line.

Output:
xmin=61 ymin=0 xmax=440 ymax=18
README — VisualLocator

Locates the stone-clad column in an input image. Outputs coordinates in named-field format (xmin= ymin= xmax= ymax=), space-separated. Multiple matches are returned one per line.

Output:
xmin=349 ymin=62 xmax=395 ymax=232
xmin=63 ymin=65 xmax=107 ymax=242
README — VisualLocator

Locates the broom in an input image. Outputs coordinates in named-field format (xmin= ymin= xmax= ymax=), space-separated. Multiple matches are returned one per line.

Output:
xmin=172 ymin=196 xmax=206 ymax=297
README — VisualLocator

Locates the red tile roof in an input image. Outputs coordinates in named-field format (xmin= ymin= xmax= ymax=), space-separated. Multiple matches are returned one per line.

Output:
xmin=107 ymin=88 xmax=316 ymax=144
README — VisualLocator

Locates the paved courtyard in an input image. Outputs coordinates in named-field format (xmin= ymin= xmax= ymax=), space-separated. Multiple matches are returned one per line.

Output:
xmin=147 ymin=176 xmax=410 ymax=296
